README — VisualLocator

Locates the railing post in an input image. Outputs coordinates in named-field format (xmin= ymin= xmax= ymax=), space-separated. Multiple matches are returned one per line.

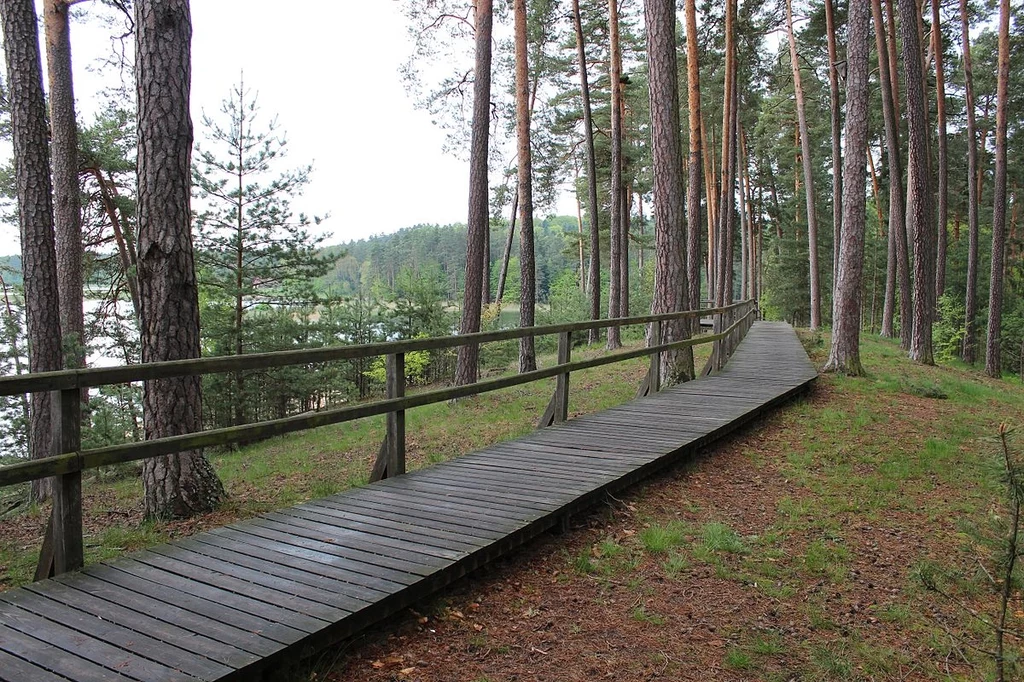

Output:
xmin=648 ymin=319 xmax=661 ymax=394
xmin=714 ymin=310 xmax=725 ymax=371
xmin=386 ymin=353 xmax=405 ymax=477
xmin=51 ymin=387 xmax=83 ymax=576
xmin=554 ymin=331 xmax=571 ymax=423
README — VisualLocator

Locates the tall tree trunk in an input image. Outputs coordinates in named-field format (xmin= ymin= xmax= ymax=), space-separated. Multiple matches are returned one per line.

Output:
xmin=496 ymin=190 xmax=518 ymax=306
xmin=716 ymin=0 xmax=737 ymax=307
xmin=824 ymin=0 xmax=843 ymax=312
xmin=573 ymin=0 xmax=602 ymax=343
xmin=620 ymin=183 xmax=630 ymax=318
xmin=702 ymin=114 xmax=716 ymax=299
xmin=455 ymin=0 xmax=492 ymax=386
xmin=684 ymin=0 xmax=703 ymax=314
xmin=514 ymin=0 xmax=536 ymax=372
xmin=136 ymin=0 xmax=225 ymax=518
xmin=43 ymin=0 xmax=83 ymax=374
xmin=985 ymin=0 xmax=1010 ymax=378
xmin=606 ymin=0 xmax=623 ymax=349
xmin=899 ymin=0 xmax=935 ymax=365
xmin=875 ymin=0 xmax=912 ymax=347
xmin=0 ymin=0 xmax=63 ymax=502
xmin=825 ymin=0 xmax=870 ymax=375
xmin=960 ymin=0 xmax=980 ymax=364
xmin=931 ymin=0 xmax=948 ymax=305
xmin=644 ymin=0 xmax=694 ymax=384
xmin=575 ymin=191 xmax=586 ymax=289
xmin=787 ymin=0 xmax=821 ymax=329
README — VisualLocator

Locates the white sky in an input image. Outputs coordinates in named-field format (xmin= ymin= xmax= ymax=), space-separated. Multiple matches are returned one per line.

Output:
xmin=2 ymin=1 xmax=495 ymax=255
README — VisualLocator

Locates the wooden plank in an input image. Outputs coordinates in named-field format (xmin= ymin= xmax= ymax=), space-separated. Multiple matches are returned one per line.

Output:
xmin=0 ymin=622 xmax=125 ymax=682
xmin=0 ymin=646 xmax=73 ymax=682
xmin=56 ymin=572 xmax=280 ymax=658
xmin=259 ymin=511 xmax=465 ymax=562
xmin=0 ymin=587 xmax=233 ymax=681
xmin=185 ymin=534 xmax=392 ymax=602
xmin=80 ymin=564 xmax=306 ymax=647
xmin=143 ymin=544 xmax=365 ymax=617
xmin=23 ymin=578 xmax=259 ymax=670
xmin=0 ymin=603 xmax=196 ymax=682
xmin=314 ymin=496 xmax=511 ymax=539
xmin=240 ymin=518 xmax=443 ymax=575
xmin=209 ymin=526 xmax=420 ymax=589
xmin=271 ymin=507 xmax=479 ymax=556
xmin=222 ymin=520 xmax=430 ymax=577
xmin=298 ymin=501 xmax=490 ymax=549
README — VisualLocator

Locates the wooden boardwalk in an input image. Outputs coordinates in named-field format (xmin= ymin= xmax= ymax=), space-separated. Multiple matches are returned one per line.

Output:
xmin=0 ymin=322 xmax=816 ymax=681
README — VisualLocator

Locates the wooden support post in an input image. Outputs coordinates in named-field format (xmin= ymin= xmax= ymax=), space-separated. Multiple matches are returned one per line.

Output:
xmin=714 ymin=311 xmax=725 ymax=371
xmin=49 ymin=387 xmax=82 ymax=576
xmin=386 ymin=353 xmax=405 ymax=478
xmin=648 ymin=319 xmax=661 ymax=394
xmin=554 ymin=331 xmax=571 ymax=423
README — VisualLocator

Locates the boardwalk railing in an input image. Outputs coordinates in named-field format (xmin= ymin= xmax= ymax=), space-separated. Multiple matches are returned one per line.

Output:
xmin=0 ymin=299 xmax=756 ymax=579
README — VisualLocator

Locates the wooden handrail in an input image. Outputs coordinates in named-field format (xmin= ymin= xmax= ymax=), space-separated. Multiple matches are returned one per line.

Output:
xmin=3 ymin=299 xmax=757 ymax=579
xmin=0 ymin=303 xmax=748 ymax=396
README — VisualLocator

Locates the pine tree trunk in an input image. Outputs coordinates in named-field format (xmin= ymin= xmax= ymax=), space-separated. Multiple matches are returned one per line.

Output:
xmin=932 ymin=0 xmax=948 ymax=304
xmin=644 ymin=0 xmax=694 ymax=384
xmin=702 ymin=114 xmax=716 ymax=299
xmin=825 ymin=0 xmax=870 ymax=375
xmin=787 ymin=0 xmax=821 ymax=329
xmin=620 ymin=184 xmax=630 ymax=317
xmin=514 ymin=0 xmax=536 ymax=373
xmin=960 ymin=0 xmax=980 ymax=364
xmin=136 ymin=0 xmax=225 ymax=518
xmin=985 ymin=0 xmax=1010 ymax=378
xmin=716 ymin=0 xmax=736 ymax=308
xmin=496 ymin=190 xmax=517 ymax=306
xmin=606 ymin=0 xmax=623 ymax=349
xmin=455 ymin=0 xmax=492 ymax=386
xmin=824 ymin=0 xmax=843 ymax=310
xmin=875 ymin=0 xmax=912 ymax=347
xmin=684 ymin=0 xmax=703 ymax=314
xmin=899 ymin=0 xmax=935 ymax=365
xmin=573 ymin=0 xmax=602 ymax=345
xmin=43 ymin=0 xmax=83 ymax=373
xmin=0 ymin=0 xmax=63 ymax=503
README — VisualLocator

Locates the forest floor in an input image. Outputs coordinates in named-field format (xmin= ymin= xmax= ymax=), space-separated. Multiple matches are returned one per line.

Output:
xmin=301 ymin=333 xmax=1024 ymax=682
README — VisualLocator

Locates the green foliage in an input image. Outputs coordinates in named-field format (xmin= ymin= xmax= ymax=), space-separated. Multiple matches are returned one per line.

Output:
xmin=934 ymin=293 xmax=966 ymax=364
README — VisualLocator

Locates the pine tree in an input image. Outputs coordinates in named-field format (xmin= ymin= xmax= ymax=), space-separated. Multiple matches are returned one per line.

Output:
xmin=192 ymin=81 xmax=336 ymax=425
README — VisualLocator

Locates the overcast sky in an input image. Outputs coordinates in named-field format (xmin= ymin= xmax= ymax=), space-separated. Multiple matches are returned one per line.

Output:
xmin=2 ymin=1 xmax=490 ymax=255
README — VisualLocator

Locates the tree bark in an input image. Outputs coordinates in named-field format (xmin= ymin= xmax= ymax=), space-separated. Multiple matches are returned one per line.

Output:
xmin=620 ymin=183 xmax=629 ymax=318
xmin=495 ymin=190 xmax=517 ymax=306
xmin=455 ymin=0 xmax=492 ymax=386
xmin=44 ymin=0 xmax=83 ymax=374
xmin=959 ymin=0 xmax=980 ymax=364
xmin=824 ymin=0 xmax=870 ymax=376
xmin=824 ymin=0 xmax=843 ymax=312
xmin=606 ymin=0 xmax=623 ymax=349
xmin=514 ymin=0 xmax=536 ymax=373
xmin=898 ymin=0 xmax=935 ymax=365
xmin=931 ymin=0 xmax=948 ymax=305
xmin=786 ymin=0 xmax=821 ymax=329
xmin=136 ymin=0 xmax=224 ymax=518
xmin=572 ymin=0 xmax=602 ymax=344
xmin=985 ymin=0 xmax=1010 ymax=378
xmin=684 ymin=0 xmax=703 ymax=314
xmin=716 ymin=1 xmax=738 ymax=308
xmin=875 ymin=0 xmax=912 ymax=347
xmin=644 ymin=0 xmax=694 ymax=384
xmin=0 ymin=0 xmax=63 ymax=502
